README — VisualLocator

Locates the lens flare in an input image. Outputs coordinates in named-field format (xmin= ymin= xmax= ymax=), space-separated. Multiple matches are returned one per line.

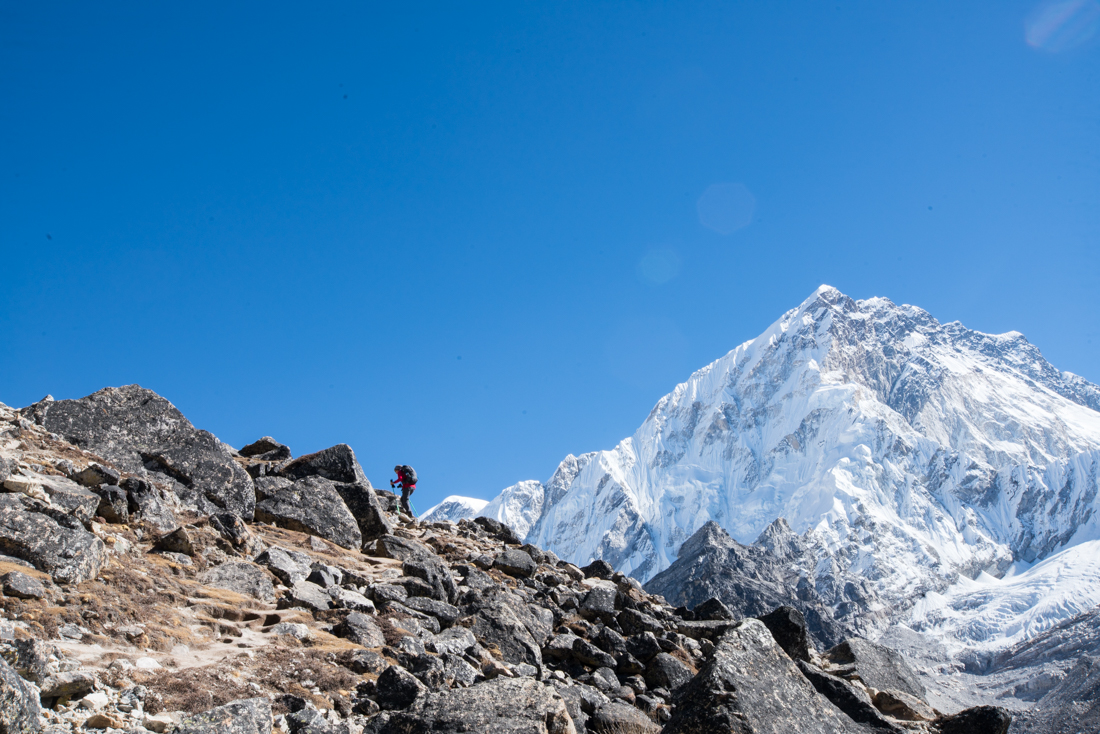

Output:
xmin=1025 ymin=0 xmax=1100 ymax=52
xmin=697 ymin=182 xmax=756 ymax=235
xmin=636 ymin=248 xmax=682 ymax=285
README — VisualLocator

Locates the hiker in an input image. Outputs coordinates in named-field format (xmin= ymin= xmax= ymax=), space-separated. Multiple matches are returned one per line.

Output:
xmin=391 ymin=464 xmax=418 ymax=516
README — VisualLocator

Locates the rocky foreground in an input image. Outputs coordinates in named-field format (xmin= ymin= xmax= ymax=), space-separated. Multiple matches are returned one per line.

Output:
xmin=0 ymin=386 xmax=1021 ymax=733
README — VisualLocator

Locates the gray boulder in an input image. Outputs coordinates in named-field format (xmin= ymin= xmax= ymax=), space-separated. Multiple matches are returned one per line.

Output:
xmin=375 ymin=665 xmax=428 ymax=710
xmin=643 ymin=652 xmax=693 ymax=691
xmin=201 ymin=562 xmax=275 ymax=603
xmin=171 ymin=697 xmax=272 ymax=734
xmin=938 ymin=705 xmax=1011 ymax=734
xmin=92 ymin=485 xmax=129 ymax=524
xmin=121 ymin=477 xmax=180 ymax=533
xmin=662 ymin=619 xmax=862 ymax=734
xmin=254 ymin=476 xmax=362 ymax=550
xmin=254 ymin=546 xmax=312 ymax=586
xmin=1 ymin=571 xmax=47 ymax=600
xmin=0 ymin=494 xmax=106 ymax=584
xmin=239 ymin=437 xmax=291 ymax=461
xmin=30 ymin=385 xmax=255 ymax=520
xmin=586 ymin=701 xmax=658 ymax=733
xmin=283 ymin=580 xmax=332 ymax=612
xmin=333 ymin=482 xmax=393 ymax=544
xmin=495 ymin=549 xmax=537 ymax=578
xmin=367 ymin=534 xmax=435 ymax=562
xmin=402 ymin=557 xmax=457 ymax=604
xmin=333 ymin=612 xmax=385 ymax=648
xmin=427 ymin=627 xmax=477 ymax=656
xmin=796 ymin=660 xmax=904 ymax=732
xmin=209 ymin=512 xmax=261 ymax=557
xmin=824 ymin=637 xmax=926 ymax=700
xmin=38 ymin=671 xmax=96 ymax=699
xmin=35 ymin=475 xmax=100 ymax=526
xmin=72 ymin=463 xmax=121 ymax=488
xmin=0 ymin=656 xmax=42 ymax=734
xmin=463 ymin=585 xmax=552 ymax=669
xmin=277 ymin=444 xmax=369 ymax=486
xmin=758 ymin=605 xmax=812 ymax=662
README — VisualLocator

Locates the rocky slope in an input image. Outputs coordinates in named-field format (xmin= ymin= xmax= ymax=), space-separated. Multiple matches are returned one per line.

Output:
xmin=0 ymin=386 xmax=1014 ymax=733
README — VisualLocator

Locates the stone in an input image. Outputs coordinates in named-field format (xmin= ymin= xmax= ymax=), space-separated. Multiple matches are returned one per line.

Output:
xmin=797 ymin=660 xmax=904 ymax=733
xmin=333 ymin=482 xmax=393 ymax=544
xmin=376 ymin=677 xmax=575 ymax=734
xmin=938 ymin=705 xmax=1012 ymax=734
xmin=283 ymin=581 xmax=332 ymax=612
xmin=239 ymin=437 xmax=291 ymax=461
xmin=692 ymin=596 xmax=736 ymax=621
xmin=2 ymin=476 xmax=49 ymax=502
xmin=6 ymin=639 xmax=59 ymax=682
xmin=36 ymin=475 xmax=100 ymax=525
xmin=0 ymin=656 xmax=43 ymax=734
xmin=758 ymin=605 xmax=812 ymax=662
xmin=544 ymin=633 xmax=581 ymax=661
xmin=572 ymin=638 xmax=617 ymax=670
xmin=172 ymin=697 xmax=273 ymax=734
xmin=201 ymin=562 xmax=275 ymax=603
xmin=254 ymin=476 xmax=362 ymax=550
xmin=594 ymin=627 xmax=628 ymax=658
xmin=72 ymin=463 xmax=121 ymax=488
xmin=209 ymin=512 xmax=260 ymax=557
xmin=122 ymin=478 xmax=180 ymax=533
xmin=144 ymin=713 xmax=175 ymax=733
xmin=342 ymin=649 xmax=387 ymax=674
xmin=270 ymin=622 xmax=311 ymax=641
xmin=626 ymin=632 xmax=663 ymax=663
xmin=375 ymin=665 xmax=428 ymax=710
xmin=34 ymin=385 xmax=255 ymax=520
xmin=617 ymin=608 xmax=663 ymax=635
xmin=824 ymin=637 xmax=926 ymax=700
xmin=402 ymin=557 xmax=458 ymax=604
xmin=39 ymin=671 xmax=96 ymax=699
xmin=495 ymin=549 xmax=537 ymax=578
xmin=586 ymin=701 xmax=659 ymax=733
xmin=253 ymin=475 xmax=292 ymax=501
xmin=80 ymin=691 xmax=109 ymax=710
xmin=427 ymin=626 xmax=477 ymax=656
xmin=471 ymin=516 xmax=522 ymax=545
xmin=307 ymin=563 xmax=342 ymax=588
xmin=872 ymin=689 xmax=936 ymax=721
xmin=334 ymin=612 xmax=385 ymax=647
xmin=1 ymin=571 xmax=47 ymax=599
xmin=82 ymin=712 xmax=124 ymax=729
xmin=662 ymin=619 xmax=862 ymax=734
xmin=644 ymin=652 xmax=693 ymax=691
xmin=370 ymin=583 xmax=408 ymax=604
xmin=153 ymin=526 xmax=194 ymax=555
xmin=578 ymin=586 xmax=618 ymax=622
xmin=330 ymin=588 xmax=375 ymax=612
xmin=277 ymin=443 xmax=369 ymax=486
xmin=581 ymin=560 xmax=614 ymax=580
xmin=463 ymin=585 xmax=552 ymax=669
xmin=254 ymin=546 xmax=312 ymax=586
xmin=401 ymin=596 xmax=460 ymax=625
xmin=675 ymin=619 xmax=740 ymax=640
xmin=0 ymin=494 xmax=107 ymax=584
xmin=93 ymin=485 xmax=129 ymax=524
xmin=367 ymin=534 xmax=435 ymax=562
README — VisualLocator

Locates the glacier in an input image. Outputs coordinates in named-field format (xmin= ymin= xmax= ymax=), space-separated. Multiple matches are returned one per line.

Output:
xmin=462 ymin=285 xmax=1100 ymax=649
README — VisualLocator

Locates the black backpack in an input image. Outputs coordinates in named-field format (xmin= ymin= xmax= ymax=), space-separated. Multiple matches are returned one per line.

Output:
xmin=400 ymin=465 xmax=418 ymax=486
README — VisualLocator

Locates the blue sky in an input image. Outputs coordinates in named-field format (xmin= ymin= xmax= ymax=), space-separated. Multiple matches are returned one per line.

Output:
xmin=2 ymin=2 xmax=1098 ymax=511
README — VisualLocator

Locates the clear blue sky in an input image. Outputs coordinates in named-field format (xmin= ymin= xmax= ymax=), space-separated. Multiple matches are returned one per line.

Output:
xmin=2 ymin=2 xmax=1098 ymax=511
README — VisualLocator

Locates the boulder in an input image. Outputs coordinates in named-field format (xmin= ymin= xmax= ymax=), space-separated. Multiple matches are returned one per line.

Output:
xmin=572 ymin=639 xmax=617 ymax=670
xmin=495 ymin=549 xmax=537 ymax=578
xmin=872 ymin=689 xmax=936 ymax=721
xmin=254 ymin=546 xmax=312 ymax=586
xmin=0 ymin=494 xmax=106 ymax=584
xmin=377 ymin=677 xmax=575 ymax=734
xmin=122 ymin=478 xmax=180 ymax=533
xmin=0 ymin=656 xmax=43 ymax=734
xmin=254 ymin=476 xmax=362 ymax=550
xmin=330 ymin=588 xmax=375 ymax=612
xmin=367 ymin=534 xmax=435 ymax=562
xmin=342 ymin=649 xmax=388 ymax=674
xmin=171 ymin=697 xmax=272 ymax=734
xmin=93 ymin=485 xmax=129 ymax=524
xmin=824 ymin=637 xmax=926 ymax=700
xmin=39 ymin=671 xmax=96 ymax=699
xmin=277 ymin=444 xmax=369 ymax=486
xmin=693 ymin=597 xmax=736 ymax=621
xmin=31 ymin=385 xmax=255 ymax=520
xmin=581 ymin=560 xmax=614 ymax=580
xmin=208 ymin=512 xmax=261 ymax=557
xmin=6 ymin=638 xmax=58 ymax=683
xmin=153 ymin=526 xmax=194 ymax=556
xmin=427 ymin=626 xmax=477 ymax=656
xmin=283 ymin=580 xmax=332 ymax=612
xmin=201 ymin=562 xmax=275 ymax=603
xmin=471 ymin=516 xmax=522 ymax=545
xmin=643 ymin=652 xmax=693 ymax=691
xmin=375 ymin=665 xmax=428 ymax=710
xmin=463 ymin=585 xmax=552 ymax=669
xmin=1 ymin=571 xmax=47 ymax=600
xmin=402 ymin=557 xmax=457 ymax=604
xmin=796 ymin=660 xmax=904 ymax=733
xmin=586 ymin=701 xmax=659 ymax=733
xmin=333 ymin=482 xmax=393 ymax=543
xmin=758 ymin=605 xmax=811 ymax=662
xmin=72 ymin=463 xmax=121 ymax=488
xmin=662 ymin=619 xmax=863 ymax=734
xmin=1013 ymin=655 xmax=1098 ymax=732
xmin=36 ymin=475 xmax=100 ymax=525
xmin=239 ymin=437 xmax=291 ymax=461
xmin=617 ymin=608 xmax=663 ymax=635
xmin=626 ymin=632 xmax=663 ymax=663
xmin=333 ymin=612 xmax=385 ymax=648
xmin=938 ymin=705 xmax=1012 ymax=734
xmin=578 ymin=586 xmax=618 ymax=622
xmin=402 ymin=596 xmax=461 ymax=625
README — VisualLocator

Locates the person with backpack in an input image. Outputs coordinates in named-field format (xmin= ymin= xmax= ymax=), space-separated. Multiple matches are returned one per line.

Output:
xmin=390 ymin=464 xmax=418 ymax=516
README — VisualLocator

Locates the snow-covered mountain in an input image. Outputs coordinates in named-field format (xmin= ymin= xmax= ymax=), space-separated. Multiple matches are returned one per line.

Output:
xmin=420 ymin=495 xmax=488 ymax=524
xmin=469 ymin=286 xmax=1100 ymax=647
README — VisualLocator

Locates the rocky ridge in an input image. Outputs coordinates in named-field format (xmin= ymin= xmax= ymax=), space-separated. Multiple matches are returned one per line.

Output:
xmin=0 ymin=386 xmax=1015 ymax=733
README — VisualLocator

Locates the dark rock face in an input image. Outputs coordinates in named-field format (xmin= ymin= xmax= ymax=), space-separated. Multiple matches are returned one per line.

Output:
xmin=581 ymin=560 xmax=614 ymax=580
xmin=1 ymin=571 xmax=47 ymax=599
xmin=693 ymin=597 xmax=736 ymax=621
xmin=643 ymin=652 xmax=693 ymax=691
xmin=93 ymin=485 xmax=129 ymax=524
xmin=402 ymin=557 xmax=457 ymax=604
xmin=121 ymin=478 xmax=179 ymax=532
xmin=824 ymin=637 xmax=926 ymax=701
xmin=0 ymin=494 xmax=106 ymax=584
xmin=1012 ymin=655 xmax=1096 ymax=733
xmin=0 ymin=656 xmax=43 ymax=734
xmin=36 ymin=475 xmax=100 ymax=526
xmin=239 ymin=437 xmax=291 ymax=461
xmin=377 ymin=677 xmax=575 ymax=734
xmin=31 ymin=385 xmax=255 ymax=520
xmin=334 ymin=612 xmax=385 ymax=648
xmin=463 ymin=586 xmax=552 ymax=669
xmin=495 ymin=549 xmax=537 ymax=578
xmin=662 ymin=619 xmax=862 ymax=734
xmin=171 ymin=697 xmax=272 ymax=734
xmin=277 ymin=444 xmax=370 ymax=487
xmin=375 ymin=665 xmax=428 ymax=710
xmin=201 ymin=562 xmax=275 ymax=603
xmin=758 ymin=605 xmax=812 ymax=662
xmin=472 ymin=516 xmax=522 ymax=545
xmin=254 ymin=476 xmax=362 ymax=550
xmin=939 ymin=705 xmax=1011 ymax=734
xmin=796 ymin=660 xmax=904 ymax=733
xmin=333 ymin=482 xmax=393 ymax=544
xmin=645 ymin=520 xmax=851 ymax=649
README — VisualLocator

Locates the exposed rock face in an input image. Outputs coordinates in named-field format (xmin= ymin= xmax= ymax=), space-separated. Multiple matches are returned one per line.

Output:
xmin=797 ymin=660 xmax=904 ymax=733
xmin=939 ymin=705 xmax=1012 ymax=734
xmin=254 ymin=476 xmax=362 ymax=550
xmin=757 ymin=605 xmax=811 ymax=662
xmin=172 ymin=697 xmax=272 ymax=734
xmin=0 ymin=656 xmax=43 ymax=734
xmin=29 ymin=385 xmax=255 ymax=520
xmin=0 ymin=494 xmax=106 ymax=584
xmin=824 ymin=637 xmax=926 ymax=701
xmin=645 ymin=521 xmax=851 ymax=648
xmin=662 ymin=619 xmax=863 ymax=734
xmin=463 ymin=585 xmax=552 ymax=669
xmin=239 ymin=437 xmax=291 ymax=461
xmin=201 ymin=562 xmax=275 ymax=603
xmin=277 ymin=444 xmax=370 ymax=487
xmin=333 ymin=482 xmax=393 ymax=544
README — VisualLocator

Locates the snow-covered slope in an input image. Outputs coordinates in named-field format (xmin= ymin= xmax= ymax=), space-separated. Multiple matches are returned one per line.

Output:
xmin=420 ymin=496 xmax=488 ymax=524
xmin=484 ymin=286 xmax=1100 ymax=647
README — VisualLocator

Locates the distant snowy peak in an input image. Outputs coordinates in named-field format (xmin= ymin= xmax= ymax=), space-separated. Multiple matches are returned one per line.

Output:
xmin=420 ymin=496 xmax=488 ymax=524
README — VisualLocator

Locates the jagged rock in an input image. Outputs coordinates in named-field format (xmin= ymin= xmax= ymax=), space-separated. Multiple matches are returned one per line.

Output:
xmin=342 ymin=649 xmax=388 ymax=674
xmin=675 ymin=619 xmax=740 ymax=640
xmin=617 ymin=608 xmax=663 ymax=635
xmin=472 ymin=516 xmax=522 ymax=545
xmin=693 ymin=597 xmax=736 ymax=621
xmin=938 ymin=705 xmax=1011 ymax=734
xmin=307 ymin=563 xmax=342 ymax=588
xmin=172 ymin=697 xmax=272 ymax=734
xmin=377 ymin=677 xmax=575 ymax=734
xmin=824 ymin=637 xmax=926 ymax=700
xmin=330 ymin=587 xmax=375 ymax=612
xmin=38 ymin=671 xmax=96 ymax=699
xmin=254 ymin=476 xmax=362 ymax=550
xmin=1 ymin=571 xmax=47 ymax=599
xmin=32 ymin=385 xmax=255 ymax=520
xmin=209 ymin=512 xmax=260 ymax=557
xmin=283 ymin=580 xmax=332 ymax=612
xmin=797 ymin=660 xmax=903 ymax=732
xmin=544 ymin=633 xmax=580 ymax=661
xmin=153 ymin=526 xmax=194 ymax=555
xmin=495 ymin=549 xmax=537 ymax=578
xmin=0 ymin=458 xmax=13 ymax=484
xmin=586 ymin=701 xmax=659 ymax=733
xmin=402 ymin=557 xmax=457 ymax=604
xmin=122 ymin=477 xmax=180 ymax=533
xmin=72 ymin=463 xmax=120 ymax=488
xmin=254 ymin=546 xmax=312 ymax=586
xmin=375 ymin=665 xmax=428 ymax=710
xmin=36 ymin=475 xmax=100 ymax=525
xmin=334 ymin=612 xmax=385 ymax=647
xmin=333 ymin=482 xmax=393 ymax=544
xmin=581 ymin=560 xmax=614 ymax=580
xmin=626 ymin=632 xmax=663 ymax=663
xmin=277 ymin=444 xmax=369 ymax=486
xmin=93 ymin=485 xmax=129 ymax=524
xmin=572 ymin=638 xmax=617 ymax=669
xmin=758 ymin=605 xmax=811 ymax=662
xmin=370 ymin=583 xmax=408 ymax=604
xmin=367 ymin=534 xmax=434 ymax=562
xmin=662 ymin=619 xmax=862 ymax=734
xmin=201 ymin=562 xmax=275 ymax=603
xmin=594 ymin=627 xmax=628 ymax=658
xmin=427 ymin=626 xmax=476 ymax=656
xmin=402 ymin=596 xmax=460 ymax=625
xmin=643 ymin=652 xmax=692 ymax=691
xmin=463 ymin=585 xmax=551 ymax=669
xmin=5 ymin=639 xmax=57 ymax=683
xmin=578 ymin=586 xmax=617 ymax=622
xmin=270 ymin=623 xmax=310 ymax=641
xmin=239 ymin=437 xmax=291 ymax=461
xmin=253 ymin=476 xmax=292 ymax=501
xmin=0 ymin=494 xmax=106 ymax=584
xmin=872 ymin=689 xmax=936 ymax=722
xmin=0 ymin=656 xmax=43 ymax=734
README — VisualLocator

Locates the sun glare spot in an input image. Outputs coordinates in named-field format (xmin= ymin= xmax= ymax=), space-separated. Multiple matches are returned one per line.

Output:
xmin=637 ymin=248 xmax=682 ymax=285
xmin=1025 ymin=0 xmax=1100 ymax=52
xmin=697 ymin=182 xmax=756 ymax=235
